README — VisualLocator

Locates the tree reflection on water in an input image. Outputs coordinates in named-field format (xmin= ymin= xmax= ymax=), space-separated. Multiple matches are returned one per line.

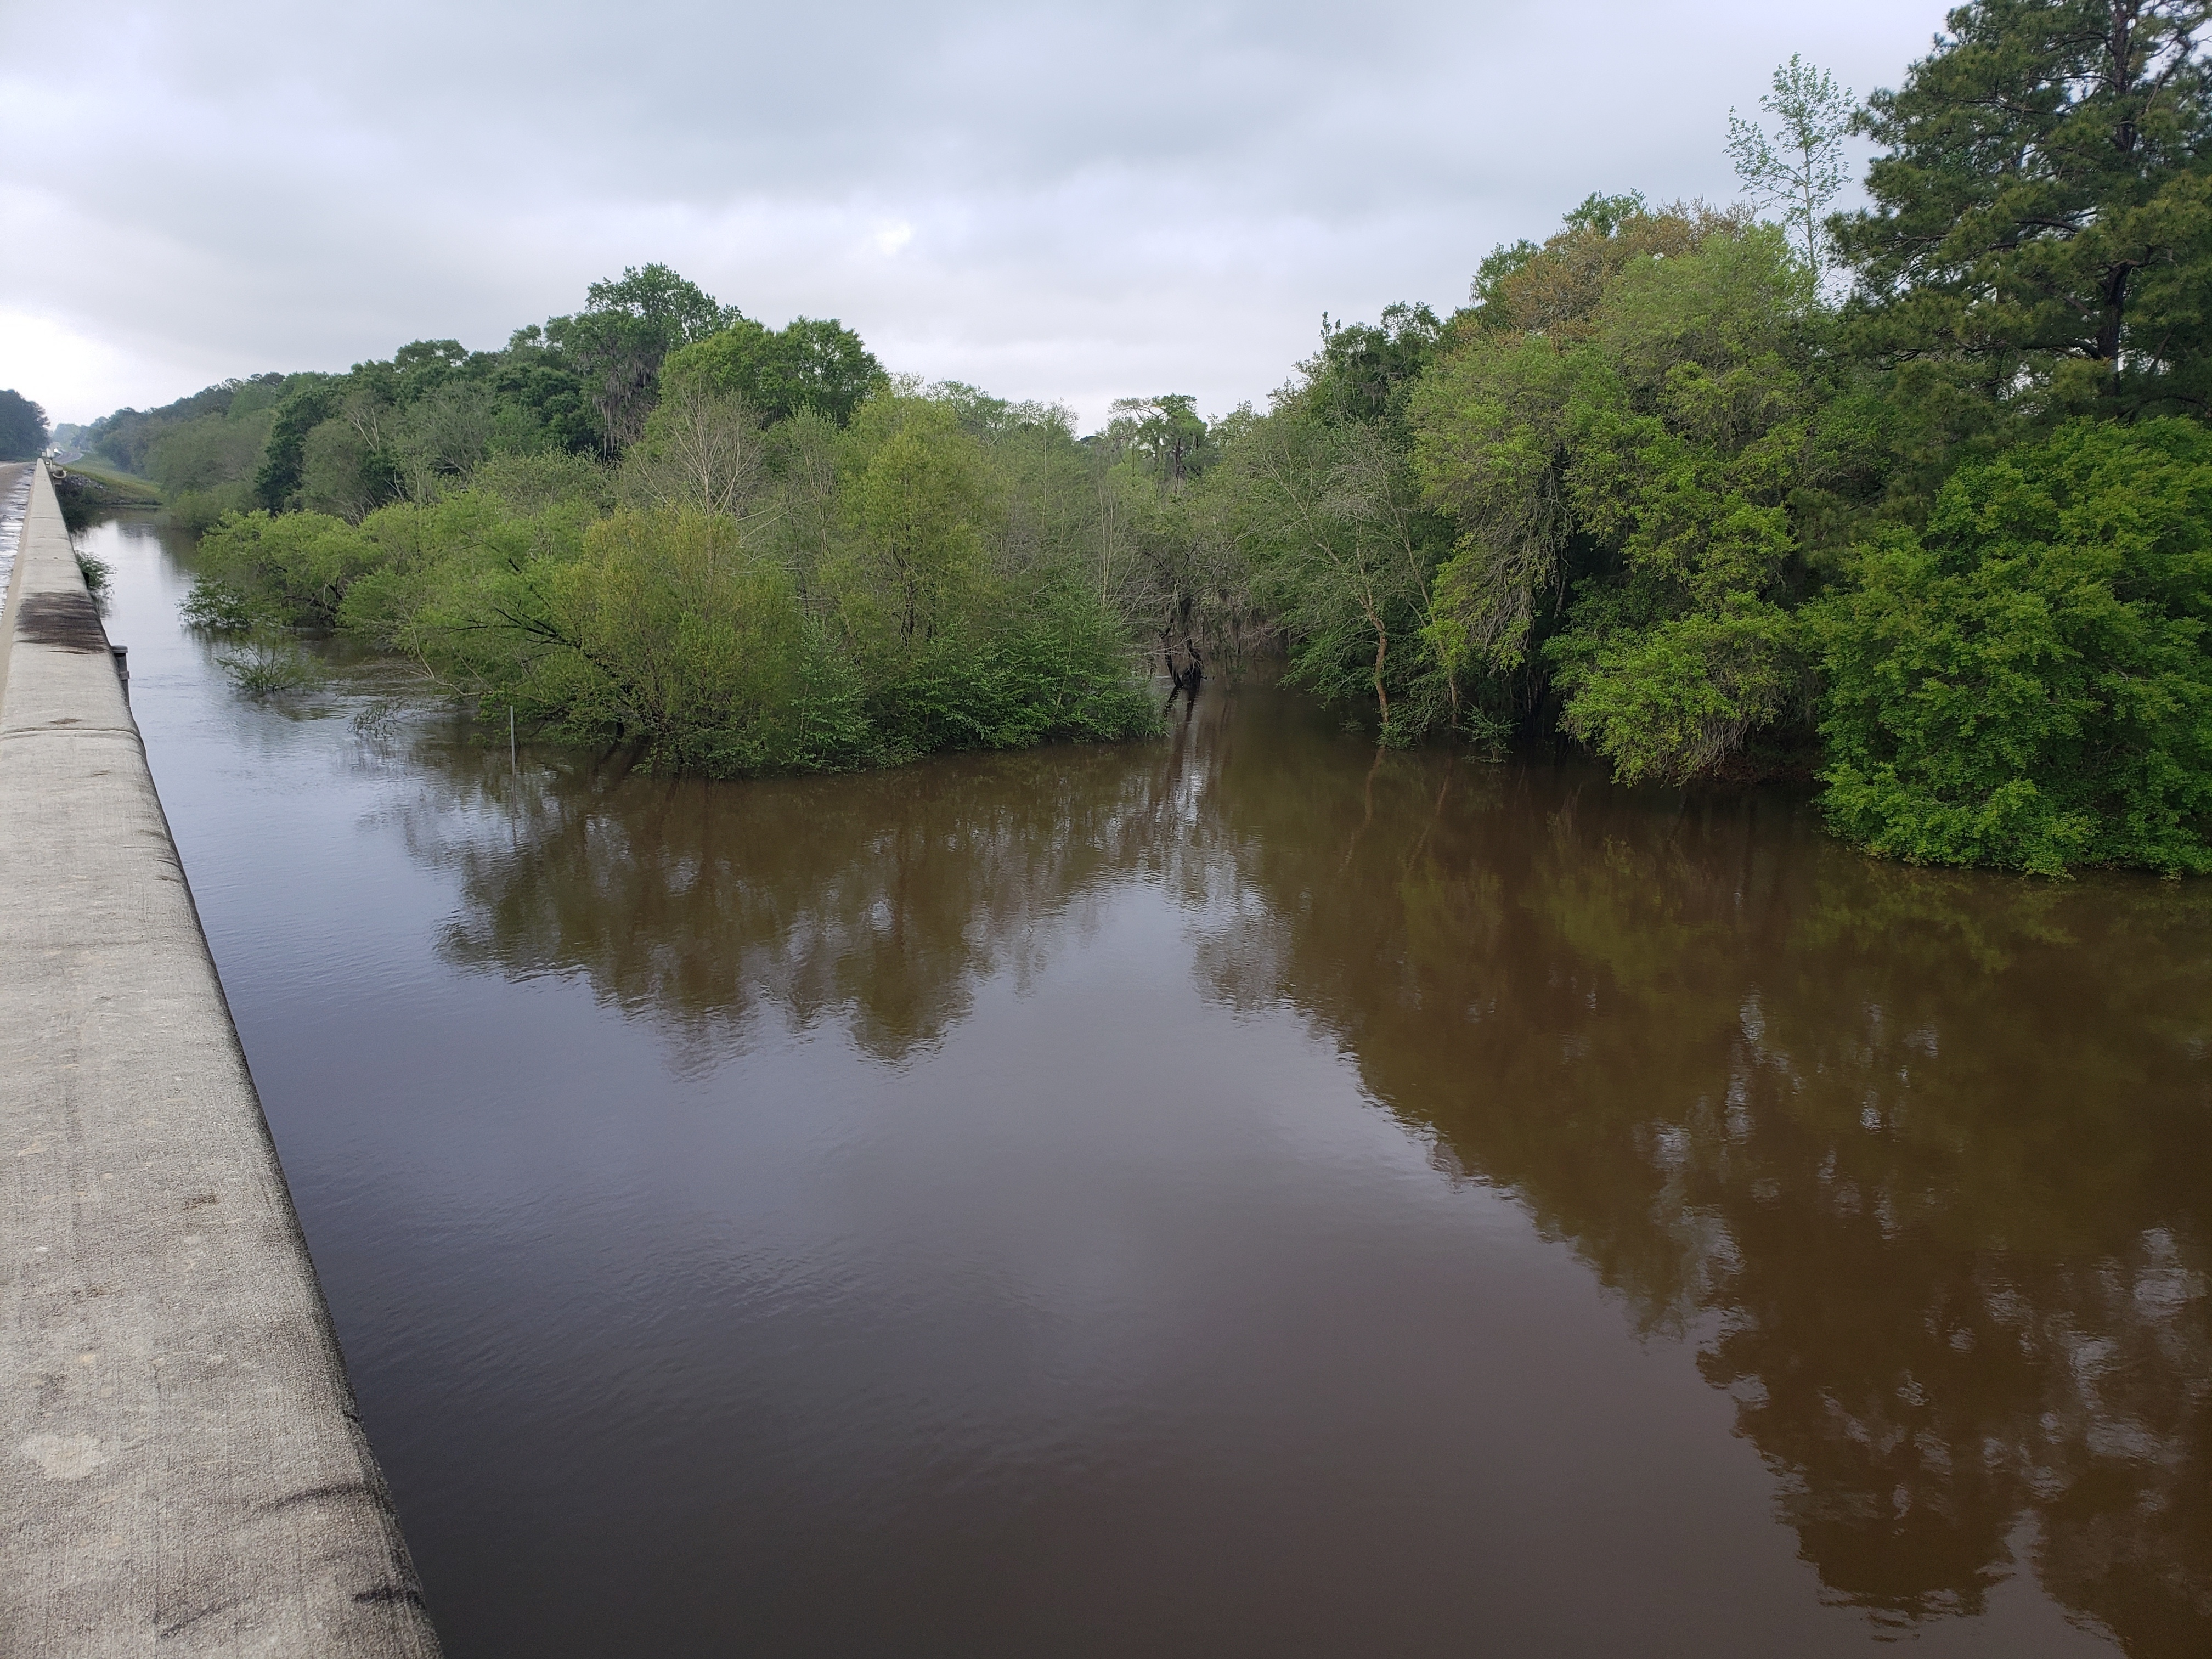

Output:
xmin=389 ymin=690 xmax=2211 ymax=1654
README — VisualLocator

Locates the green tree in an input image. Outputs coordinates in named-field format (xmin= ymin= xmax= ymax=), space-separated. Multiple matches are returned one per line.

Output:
xmin=661 ymin=315 xmax=884 ymax=426
xmin=0 ymin=389 xmax=51 ymax=460
xmin=489 ymin=325 xmax=600 ymax=455
xmin=541 ymin=508 xmax=861 ymax=774
xmin=253 ymin=378 xmax=343 ymax=508
xmin=300 ymin=389 xmax=1154 ymax=775
xmin=1221 ymin=404 xmax=1451 ymax=737
xmin=298 ymin=416 xmax=397 ymax=522
xmin=1812 ymin=417 xmax=2212 ymax=875
xmin=191 ymin=509 xmax=383 ymax=625
xmin=146 ymin=399 xmax=280 ymax=529
xmin=385 ymin=380 xmax=500 ymax=501
xmin=1108 ymin=394 xmax=1211 ymax=489
xmin=583 ymin=264 xmax=735 ymax=343
xmin=1835 ymin=0 xmax=2212 ymax=419
xmin=1729 ymin=55 xmax=1857 ymax=282
xmin=1301 ymin=304 xmax=1451 ymax=432
xmin=827 ymin=393 xmax=998 ymax=658
xmin=550 ymin=264 xmax=736 ymax=453
xmin=1164 ymin=302 xmax=1461 ymax=724
xmin=1414 ymin=208 xmax=1859 ymax=780
xmin=1463 ymin=193 xmax=1721 ymax=343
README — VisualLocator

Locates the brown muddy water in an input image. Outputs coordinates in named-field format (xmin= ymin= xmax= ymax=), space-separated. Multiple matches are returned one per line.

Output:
xmin=86 ymin=514 xmax=2212 ymax=1657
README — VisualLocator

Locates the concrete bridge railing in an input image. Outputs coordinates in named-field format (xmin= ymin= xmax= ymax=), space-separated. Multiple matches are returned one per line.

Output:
xmin=0 ymin=462 xmax=442 ymax=1656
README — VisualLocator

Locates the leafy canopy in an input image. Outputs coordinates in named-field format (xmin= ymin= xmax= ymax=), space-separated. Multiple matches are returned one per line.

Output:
xmin=1 ymin=389 xmax=53 ymax=461
xmin=661 ymin=316 xmax=885 ymax=426
xmin=1813 ymin=417 xmax=2212 ymax=875
xmin=1412 ymin=206 xmax=1858 ymax=781
xmin=1835 ymin=0 xmax=2212 ymax=417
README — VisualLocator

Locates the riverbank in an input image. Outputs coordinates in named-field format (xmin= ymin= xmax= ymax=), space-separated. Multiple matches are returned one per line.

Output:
xmin=48 ymin=459 xmax=162 ymax=530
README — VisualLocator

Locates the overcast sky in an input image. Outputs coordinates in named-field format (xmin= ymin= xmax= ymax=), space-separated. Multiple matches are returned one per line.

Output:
xmin=1 ymin=0 xmax=1944 ymax=430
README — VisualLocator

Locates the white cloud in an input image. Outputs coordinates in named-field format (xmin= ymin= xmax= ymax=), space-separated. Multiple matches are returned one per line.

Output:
xmin=0 ymin=0 xmax=1943 ymax=427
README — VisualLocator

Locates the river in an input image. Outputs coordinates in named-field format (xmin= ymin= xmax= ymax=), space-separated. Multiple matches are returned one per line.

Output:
xmin=81 ymin=512 xmax=2212 ymax=1657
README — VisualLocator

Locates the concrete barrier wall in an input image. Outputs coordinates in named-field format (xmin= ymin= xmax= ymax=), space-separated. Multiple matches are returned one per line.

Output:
xmin=0 ymin=464 xmax=442 ymax=1657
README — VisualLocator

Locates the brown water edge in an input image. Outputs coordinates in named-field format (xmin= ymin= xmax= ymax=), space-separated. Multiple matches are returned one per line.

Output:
xmin=91 ymin=514 xmax=2212 ymax=1656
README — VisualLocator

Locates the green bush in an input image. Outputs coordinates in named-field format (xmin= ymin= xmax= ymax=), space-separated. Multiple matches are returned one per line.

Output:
xmin=1812 ymin=420 xmax=2212 ymax=876
xmin=193 ymin=510 xmax=380 ymax=625
xmin=873 ymin=584 xmax=1161 ymax=758
xmin=535 ymin=508 xmax=870 ymax=775
xmin=186 ymin=385 xmax=1159 ymax=780
xmin=168 ymin=482 xmax=260 ymax=534
xmin=1550 ymin=597 xmax=1803 ymax=784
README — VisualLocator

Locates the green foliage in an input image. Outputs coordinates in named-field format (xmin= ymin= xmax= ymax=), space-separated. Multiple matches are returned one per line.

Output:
xmin=473 ymin=449 xmax=613 ymax=514
xmin=1465 ymin=197 xmax=1749 ymax=348
xmin=532 ymin=508 xmax=868 ymax=775
xmin=86 ymin=379 xmax=255 ymax=474
xmin=827 ymin=393 xmax=999 ymax=661
xmin=1728 ymin=55 xmax=1855 ymax=280
xmin=189 ymin=380 xmax=1157 ymax=778
xmin=297 ymin=418 xmax=398 ymax=521
xmin=868 ymin=583 xmax=1160 ymax=758
xmin=72 ymin=373 xmax=291 ymax=501
xmin=1105 ymin=394 xmax=1215 ymax=489
xmin=1835 ymin=1 xmax=2212 ymax=420
xmin=148 ymin=404 xmax=273 ymax=494
xmin=1156 ymin=299 xmax=1475 ymax=741
xmin=583 ymin=264 xmax=735 ymax=344
xmin=0 ymin=388 xmax=49 ymax=460
xmin=1812 ymin=419 xmax=2212 ymax=875
xmin=661 ymin=316 xmax=885 ymax=426
xmin=1413 ymin=208 xmax=1852 ymax=778
xmin=1300 ymin=304 xmax=1449 ymax=433
xmin=125 ymin=270 xmax=740 ymax=520
xmin=193 ymin=510 xmax=386 ymax=626
xmin=253 ymin=378 xmax=343 ymax=509
xmin=146 ymin=396 xmax=280 ymax=529
xmin=98 ymin=25 xmax=2212 ymax=875
xmin=1550 ymin=599 xmax=1804 ymax=783
xmin=548 ymin=263 xmax=738 ymax=452
xmin=215 ymin=628 xmax=320 ymax=697
xmin=1212 ymin=404 xmax=1453 ymax=741
xmin=102 ymin=274 xmax=1150 ymax=780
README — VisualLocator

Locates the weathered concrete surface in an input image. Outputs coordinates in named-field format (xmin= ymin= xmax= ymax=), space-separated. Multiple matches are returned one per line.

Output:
xmin=1 ymin=464 xmax=441 ymax=1657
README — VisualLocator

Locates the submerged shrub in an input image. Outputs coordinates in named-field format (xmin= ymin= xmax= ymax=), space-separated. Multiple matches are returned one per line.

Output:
xmin=216 ymin=627 xmax=319 ymax=697
xmin=533 ymin=507 xmax=874 ymax=775
xmin=872 ymin=582 xmax=1160 ymax=758
xmin=179 ymin=381 xmax=1161 ymax=776
xmin=1812 ymin=420 xmax=2212 ymax=876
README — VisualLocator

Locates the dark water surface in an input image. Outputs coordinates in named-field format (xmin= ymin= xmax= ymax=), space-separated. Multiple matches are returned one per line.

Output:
xmin=88 ymin=516 xmax=2212 ymax=1656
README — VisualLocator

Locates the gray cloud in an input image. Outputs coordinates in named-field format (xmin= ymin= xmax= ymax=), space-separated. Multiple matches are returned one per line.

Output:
xmin=2 ymin=0 xmax=1942 ymax=426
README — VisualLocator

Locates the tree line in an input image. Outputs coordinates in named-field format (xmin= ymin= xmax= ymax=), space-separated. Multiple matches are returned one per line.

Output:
xmin=0 ymin=389 xmax=47 ymax=461
xmin=1155 ymin=0 xmax=2212 ymax=877
xmin=71 ymin=0 xmax=2212 ymax=875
